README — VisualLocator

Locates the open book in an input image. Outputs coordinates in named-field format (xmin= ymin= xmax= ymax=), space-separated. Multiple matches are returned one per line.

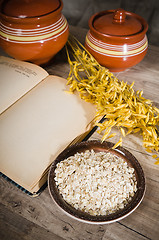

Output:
xmin=0 ymin=56 xmax=96 ymax=195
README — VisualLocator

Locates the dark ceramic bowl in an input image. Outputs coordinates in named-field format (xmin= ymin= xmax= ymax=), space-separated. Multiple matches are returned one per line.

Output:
xmin=48 ymin=140 xmax=145 ymax=224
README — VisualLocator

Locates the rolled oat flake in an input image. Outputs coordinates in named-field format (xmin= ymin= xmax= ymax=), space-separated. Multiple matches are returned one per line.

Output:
xmin=54 ymin=150 xmax=137 ymax=216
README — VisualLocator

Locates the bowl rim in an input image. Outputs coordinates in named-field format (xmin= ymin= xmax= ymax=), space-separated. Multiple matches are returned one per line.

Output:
xmin=48 ymin=140 xmax=146 ymax=224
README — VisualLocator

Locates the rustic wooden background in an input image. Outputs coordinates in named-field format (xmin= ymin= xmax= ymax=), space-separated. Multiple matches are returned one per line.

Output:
xmin=62 ymin=0 xmax=159 ymax=47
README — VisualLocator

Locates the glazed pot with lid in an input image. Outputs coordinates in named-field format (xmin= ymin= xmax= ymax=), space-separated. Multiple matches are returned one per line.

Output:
xmin=85 ymin=8 xmax=148 ymax=72
xmin=0 ymin=0 xmax=69 ymax=65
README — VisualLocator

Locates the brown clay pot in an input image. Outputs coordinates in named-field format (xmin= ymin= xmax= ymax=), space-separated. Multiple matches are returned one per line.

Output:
xmin=0 ymin=0 xmax=69 ymax=65
xmin=85 ymin=9 xmax=148 ymax=72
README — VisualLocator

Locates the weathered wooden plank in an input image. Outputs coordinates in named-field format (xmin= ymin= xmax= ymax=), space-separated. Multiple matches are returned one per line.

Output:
xmin=46 ymin=26 xmax=159 ymax=104
xmin=1 ymin=147 xmax=159 ymax=240
xmin=0 ymin=203 xmax=65 ymax=240
xmin=91 ymin=133 xmax=159 ymax=240
xmin=0 ymin=25 xmax=159 ymax=240
xmin=119 ymin=178 xmax=159 ymax=240
xmin=0 ymin=177 xmax=106 ymax=240
xmin=102 ymin=222 xmax=151 ymax=240
xmin=1 ymin=175 xmax=158 ymax=240
xmin=117 ymin=45 xmax=159 ymax=102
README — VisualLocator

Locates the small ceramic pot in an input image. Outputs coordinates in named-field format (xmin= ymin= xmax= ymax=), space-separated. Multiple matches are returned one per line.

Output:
xmin=85 ymin=9 xmax=148 ymax=72
xmin=0 ymin=0 xmax=69 ymax=65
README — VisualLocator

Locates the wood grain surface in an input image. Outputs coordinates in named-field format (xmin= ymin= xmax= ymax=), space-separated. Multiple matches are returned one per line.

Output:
xmin=0 ymin=26 xmax=159 ymax=240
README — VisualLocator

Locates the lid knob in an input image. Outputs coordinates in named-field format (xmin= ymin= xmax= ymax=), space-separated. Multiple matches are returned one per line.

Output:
xmin=113 ymin=8 xmax=126 ymax=23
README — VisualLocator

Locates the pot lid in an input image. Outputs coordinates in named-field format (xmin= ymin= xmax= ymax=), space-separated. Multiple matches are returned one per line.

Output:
xmin=93 ymin=9 xmax=143 ymax=36
xmin=1 ymin=0 xmax=61 ymax=18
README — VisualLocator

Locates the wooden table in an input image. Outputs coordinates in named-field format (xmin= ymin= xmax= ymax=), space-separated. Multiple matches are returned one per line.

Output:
xmin=0 ymin=26 xmax=159 ymax=240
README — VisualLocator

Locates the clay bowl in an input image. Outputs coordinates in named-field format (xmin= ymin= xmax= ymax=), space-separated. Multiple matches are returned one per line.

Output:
xmin=0 ymin=0 xmax=69 ymax=65
xmin=85 ymin=9 xmax=148 ymax=72
xmin=48 ymin=140 xmax=145 ymax=224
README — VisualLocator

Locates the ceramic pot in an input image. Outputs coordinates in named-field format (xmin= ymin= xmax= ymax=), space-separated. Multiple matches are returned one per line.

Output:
xmin=0 ymin=0 xmax=69 ymax=65
xmin=85 ymin=9 xmax=148 ymax=72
